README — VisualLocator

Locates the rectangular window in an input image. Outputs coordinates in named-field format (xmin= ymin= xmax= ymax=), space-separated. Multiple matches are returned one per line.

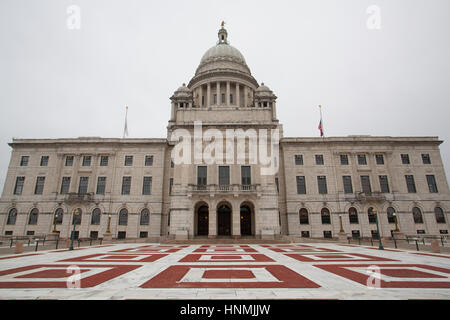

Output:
xmin=90 ymin=231 xmax=99 ymax=239
xmin=296 ymin=176 xmax=306 ymax=194
xmin=375 ymin=154 xmax=384 ymax=165
xmin=241 ymin=166 xmax=251 ymax=185
xmin=379 ymin=175 xmax=390 ymax=193
xmin=82 ymin=156 xmax=91 ymax=166
xmin=371 ymin=230 xmax=379 ymax=239
xmin=294 ymin=154 xmax=303 ymax=165
xmin=201 ymin=95 xmax=205 ymax=106
xmin=323 ymin=231 xmax=332 ymax=238
xmin=361 ymin=176 xmax=372 ymax=193
xmin=275 ymin=177 xmax=279 ymax=193
xmin=78 ymin=177 xmax=89 ymax=194
xmin=5 ymin=231 xmax=13 ymax=236
xmin=34 ymin=176 xmax=45 ymax=195
xmin=145 ymin=155 xmax=153 ymax=166
xmin=357 ymin=154 xmax=367 ymax=165
xmin=401 ymin=154 xmax=410 ymax=164
xmin=213 ymin=94 xmax=217 ymax=104
xmin=352 ymin=230 xmax=361 ymax=239
xmin=14 ymin=176 xmax=25 ymax=195
xmin=422 ymin=154 xmax=431 ymax=164
xmin=61 ymin=177 xmax=71 ymax=194
xmin=343 ymin=176 xmax=353 ymax=194
xmin=20 ymin=156 xmax=29 ymax=166
xmin=219 ymin=166 xmax=230 ymax=185
xmin=121 ymin=176 xmax=131 ymax=195
xmin=426 ymin=175 xmax=438 ymax=193
xmin=171 ymin=160 xmax=174 ymax=168
xmin=230 ymin=94 xmax=233 ymax=104
xmin=340 ymin=154 xmax=349 ymax=165
xmin=140 ymin=231 xmax=148 ymax=238
xmin=40 ymin=156 xmax=49 ymax=166
xmin=65 ymin=156 xmax=74 ymax=166
xmin=301 ymin=231 xmax=310 ymax=238
xmin=169 ymin=178 xmax=173 ymax=194
xmin=221 ymin=93 xmax=225 ymax=103
xmin=96 ymin=177 xmax=106 ymax=195
xmin=142 ymin=176 xmax=152 ymax=195
xmin=100 ymin=156 xmax=109 ymax=166
xmin=416 ymin=230 xmax=426 ymax=234
xmin=197 ymin=166 xmax=207 ymax=186
xmin=315 ymin=155 xmax=324 ymax=165
xmin=405 ymin=175 xmax=416 ymax=193
xmin=317 ymin=176 xmax=328 ymax=194
xmin=117 ymin=231 xmax=126 ymax=239
xmin=124 ymin=155 xmax=133 ymax=166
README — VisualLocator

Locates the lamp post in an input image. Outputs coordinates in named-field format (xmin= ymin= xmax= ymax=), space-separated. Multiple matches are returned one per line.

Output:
xmin=106 ymin=214 xmax=112 ymax=234
xmin=393 ymin=212 xmax=400 ymax=232
xmin=52 ymin=212 xmax=58 ymax=233
xmin=69 ymin=208 xmax=80 ymax=251
xmin=373 ymin=208 xmax=384 ymax=250
xmin=339 ymin=214 xmax=344 ymax=233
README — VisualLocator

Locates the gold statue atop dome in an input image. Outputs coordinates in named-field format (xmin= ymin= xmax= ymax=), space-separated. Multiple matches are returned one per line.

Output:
xmin=221 ymin=21 xmax=225 ymax=28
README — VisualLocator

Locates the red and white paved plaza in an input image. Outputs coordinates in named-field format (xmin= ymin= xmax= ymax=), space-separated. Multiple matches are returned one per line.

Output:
xmin=0 ymin=243 xmax=449 ymax=299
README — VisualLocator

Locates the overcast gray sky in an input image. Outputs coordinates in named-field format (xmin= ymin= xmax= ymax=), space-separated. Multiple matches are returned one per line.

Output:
xmin=0 ymin=0 xmax=449 ymax=194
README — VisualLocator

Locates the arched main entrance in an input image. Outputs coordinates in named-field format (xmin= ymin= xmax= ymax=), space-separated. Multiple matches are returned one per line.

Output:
xmin=217 ymin=203 xmax=231 ymax=236
xmin=196 ymin=205 xmax=209 ymax=236
xmin=240 ymin=203 xmax=254 ymax=236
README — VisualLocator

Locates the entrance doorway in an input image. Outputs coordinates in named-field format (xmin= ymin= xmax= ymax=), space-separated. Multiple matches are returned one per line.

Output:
xmin=197 ymin=205 xmax=209 ymax=236
xmin=240 ymin=205 xmax=252 ymax=236
xmin=217 ymin=204 xmax=231 ymax=236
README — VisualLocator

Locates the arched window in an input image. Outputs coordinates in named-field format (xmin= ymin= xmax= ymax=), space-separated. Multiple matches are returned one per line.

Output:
xmin=387 ymin=207 xmax=396 ymax=224
xmin=140 ymin=209 xmax=150 ymax=225
xmin=91 ymin=208 xmax=101 ymax=225
xmin=119 ymin=208 xmax=128 ymax=226
xmin=54 ymin=208 xmax=63 ymax=224
xmin=72 ymin=208 xmax=82 ymax=225
xmin=412 ymin=207 xmax=423 ymax=224
xmin=299 ymin=208 xmax=309 ymax=225
xmin=7 ymin=208 xmax=17 ymax=225
xmin=321 ymin=208 xmax=331 ymax=224
xmin=28 ymin=208 xmax=39 ymax=225
xmin=368 ymin=207 xmax=377 ymax=224
xmin=434 ymin=207 xmax=446 ymax=224
xmin=349 ymin=207 xmax=358 ymax=224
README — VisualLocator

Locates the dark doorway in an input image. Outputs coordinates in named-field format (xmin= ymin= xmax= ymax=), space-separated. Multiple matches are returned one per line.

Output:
xmin=197 ymin=205 xmax=209 ymax=236
xmin=217 ymin=204 xmax=231 ymax=236
xmin=240 ymin=205 xmax=252 ymax=236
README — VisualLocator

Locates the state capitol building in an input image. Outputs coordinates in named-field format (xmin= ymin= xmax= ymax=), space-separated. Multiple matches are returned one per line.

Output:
xmin=1 ymin=25 xmax=449 ymax=241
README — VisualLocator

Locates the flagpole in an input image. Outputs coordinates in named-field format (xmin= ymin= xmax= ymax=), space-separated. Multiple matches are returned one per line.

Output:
xmin=319 ymin=104 xmax=324 ymax=138
xmin=123 ymin=106 xmax=128 ymax=139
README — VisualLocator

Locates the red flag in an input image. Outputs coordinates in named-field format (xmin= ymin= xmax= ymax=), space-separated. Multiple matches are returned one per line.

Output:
xmin=318 ymin=119 xmax=323 ymax=137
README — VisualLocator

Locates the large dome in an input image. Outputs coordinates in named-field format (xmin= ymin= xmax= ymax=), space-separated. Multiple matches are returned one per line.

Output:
xmin=199 ymin=43 xmax=247 ymax=68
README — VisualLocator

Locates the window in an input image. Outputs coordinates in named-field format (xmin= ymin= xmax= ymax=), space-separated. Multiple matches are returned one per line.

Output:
xmin=241 ymin=166 xmax=251 ymax=185
xmin=301 ymin=231 xmax=310 ymax=238
xmin=213 ymin=94 xmax=217 ymax=104
xmin=201 ymin=95 xmax=205 ymax=106
xmin=371 ymin=230 xmax=379 ymax=239
xmin=315 ymin=155 xmax=324 ymax=165
xmin=343 ymin=176 xmax=353 ymax=194
xmin=20 ymin=156 xmax=29 ymax=166
xmin=387 ymin=207 xmax=396 ymax=224
xmin=5 ymin=231 xmax=13 ymax=236
xmin=401 ymin=154 xmax=410 ymax=164
xmin=117 ymin=231 xmax=126 ymax=239
xmin=299 ymin=208 xmax=309 ymax=224
xmin=28 ymin=208 xmax=39 ymax=225
xmin=169 ymin=178 xmax=173 ymax=195
xmin=368 ymin=207 xmax=377 ymax=224
xmin=170 ymin=160 xmax=174 ymax=168
xmin=54 ymin=208 xmax=63 ymax=225
xmin=124 ymin=156 xmax=133 ymax=166
xmin=340 ymin=154 xmax=349 ymax=165
xmin=7 ymin=208 xmax=17 ymax=225
xmin=379 ymin=175 xmax=390 ymax=193
xmin=140 ymin=232 xmax=148 ymax=238
xmin=422 ymin=154 xmax=431 ymax=164
xmin=219 ymin=166 xmax=230 ymax=185
xmin=27 ymin=231 xmax=35 ymax=236
xmin=426 ymin=175 xmax=438 ymax=193
xmin=34 ymin=176 xmax=45 ymax=195
xmin=72 ymin=208 xmax=82 ymax=225
xmin=296 ymin=176 xmax=306 ymax=194
xmin=435 ymin=207 xmax=445 ymax=224
xmin=82 ymin=156 xmax=91 ymax=166
xmin=357 ymin=155 xmax=367 ymax=165
xmin=361 ymin=176 xmax=372 ymax=193
xmin=119 ymin=208 xmax=128 ymax=225
xmin=349 ymin=207 xmax=359 ymax=224
xmin=440 ymin=230 xmax=448 ymax=234
xmin=321 ymin=208 xmax=331 ymax=224
xmin=405 ymin=175 xmax=416 ymax=193
xmin=91 ymin=208 xmax=101 ymax=225
xmin=275 ymin=177 xmax=279 ymax=193
xmin=412 ymin=207 xmax=423 ymax=224
xmin=122 ymin=176 xmax=131 ymax=195
xmin=317 ymin=176 xmax=327 ymax=194
xmin=143 ymin=176 xmax=152 ymax=195
xmin=100 ymin=156 xmax=109 ymax=166
xmin=145 ymin=155 xmax=153 ymax=166
xmin=60 ymin=177 xmax=71 ymax=194
xmin=221 ymin=93 xmax=225 ymax=103
xmin=375 ymin=154 xmax=384 ymax=165
xmin=78 ymin=177 xmax=89 ymax=194
xmin=197 ymin=166 xmax=207 ymax=186
xmin=352 ymin=230 xmax=360 ymax=239
xmin=417 ymin=230 xmax=426 ymax=234
xmin=295 ymin=155 xmax=303 ymax=165
xmin=65 ymin=156 xmax=74 ymax=166
xmin=40 ymin=156 xmax=49 ymax=166
xmin=230 ymin=94 xmax=233 ymax=104
xmin=90 ymin=231 xmax=99 ymax=239
xmin=323 ymin=231 xmax=332 ymax=238
xmin=96 ymin=177 xmax=106 ymax=195
xmin=13 ymin=176 xmax=25 ymax=195
xmin=140 ymin=208 xmax=150 ymax=225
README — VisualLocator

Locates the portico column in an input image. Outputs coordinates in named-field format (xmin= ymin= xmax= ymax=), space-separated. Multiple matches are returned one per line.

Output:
xmin=208 ymin=206 xmax=217 ymax=238
xmin=207 ymin=83 xmax=211 ymax=107
xmin=216 ymin=81 xmax=220 ymax=105
xmin=236 ymin=83 xmax=240 ymax=107
xmin=244 ymin=86 xmax=248 ymax=107
xmin=232 ymin=202 xmax=241 ymax=238
xmin=199 ymin=86 xmax=203 ymax=107
xmin=226 ymin=81 xmax=230 ymax=106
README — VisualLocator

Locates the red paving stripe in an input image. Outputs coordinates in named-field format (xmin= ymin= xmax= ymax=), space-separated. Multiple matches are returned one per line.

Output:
xmin=178 ymin=254 xmax=275 ymax=263
xmin=269 ymin=247 xmax=341 ymax=253
xmin=379 ymin=269 xmax=447 ymax=279
xmin=203 ymin=270 xmax=255 ymax=279
xmin=15 ymin=269 xmax=91 ymax=279
xmin=57 ymin=253 xmax=168 ymax=263
xmin=285 ymin=253 xmax=398 ymax=262
xmin=0 ymin=253 xmax=41 ymax=260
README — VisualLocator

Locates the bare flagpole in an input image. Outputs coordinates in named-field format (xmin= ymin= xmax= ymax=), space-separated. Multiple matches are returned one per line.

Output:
xmin=123 ymin=106 xmax=129 ymax=138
